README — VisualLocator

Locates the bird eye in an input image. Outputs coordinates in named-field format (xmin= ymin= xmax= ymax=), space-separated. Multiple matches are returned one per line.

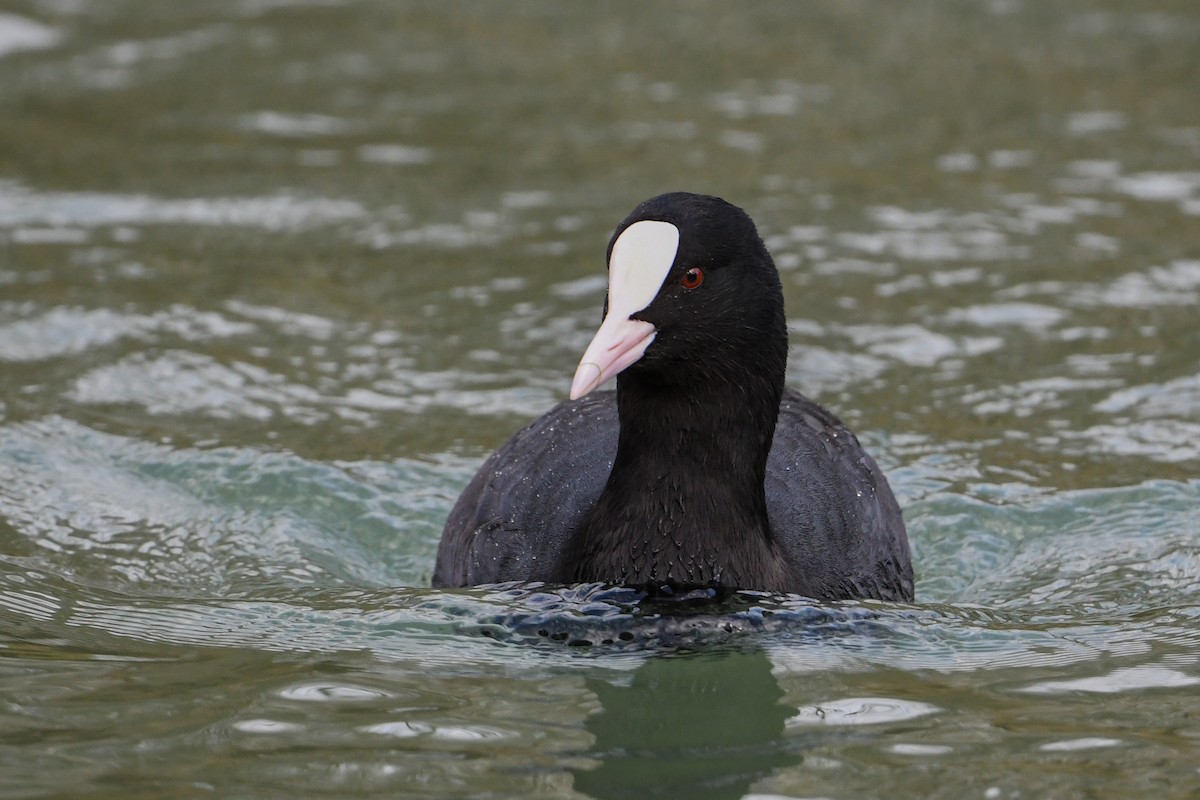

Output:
xmin=681 ymin=267 xmax=704 ymax=289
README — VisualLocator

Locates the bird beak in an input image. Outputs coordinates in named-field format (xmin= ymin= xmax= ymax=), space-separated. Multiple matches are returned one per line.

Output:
xmin=567 ymin=219 xmax=679 ymax=400
xmin=569 ymin=316 xmax=657 ymax=400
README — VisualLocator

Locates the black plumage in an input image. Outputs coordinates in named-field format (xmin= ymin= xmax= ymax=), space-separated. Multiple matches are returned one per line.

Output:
xmin=434 ymin=192 xmax=913 ymax=601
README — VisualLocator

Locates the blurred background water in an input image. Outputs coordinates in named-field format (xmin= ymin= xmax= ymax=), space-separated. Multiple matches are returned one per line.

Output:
xmin=1 ymin=1 xmax=1199 ymax=798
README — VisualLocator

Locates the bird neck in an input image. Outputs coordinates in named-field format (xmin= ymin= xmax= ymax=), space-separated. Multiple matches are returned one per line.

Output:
xmin=568 ymin=363 xmax=787 ymax=590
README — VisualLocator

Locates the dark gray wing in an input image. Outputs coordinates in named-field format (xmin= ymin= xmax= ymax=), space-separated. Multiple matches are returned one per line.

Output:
xmin=765 ymin=388 xmax=913 ymax=601
xmin=432 ymin=392 xmax=618 ymax=587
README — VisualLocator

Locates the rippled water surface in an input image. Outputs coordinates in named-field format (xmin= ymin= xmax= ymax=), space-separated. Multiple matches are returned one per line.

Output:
xmin=2 ymin=2 xmax=1199 ymax=798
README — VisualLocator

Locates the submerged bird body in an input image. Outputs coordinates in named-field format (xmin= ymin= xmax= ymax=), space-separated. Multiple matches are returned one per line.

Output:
xmin=434 ymin=193 xmax=913 ymax=601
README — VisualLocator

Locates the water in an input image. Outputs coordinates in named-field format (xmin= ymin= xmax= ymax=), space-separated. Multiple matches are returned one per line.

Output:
xmin=2 ymin=1 xmax=1199 ymax=797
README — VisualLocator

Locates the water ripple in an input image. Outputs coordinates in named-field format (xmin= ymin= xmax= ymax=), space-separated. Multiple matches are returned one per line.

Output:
xmin=0 ymin=181 xmax=364 ymax=232
xmin=1021 ymin=665 xmax=1200 ymax=695
xmin=0 ymin=13 xmax=62 ymax=58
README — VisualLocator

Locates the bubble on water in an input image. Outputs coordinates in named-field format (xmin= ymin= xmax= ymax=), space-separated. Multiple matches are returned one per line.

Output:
xmin=279 ymin=682 xmax=392 ymax=702
xmin=786 ymin=697 xmax=939 ymax=727
xmin=233 ymin=719 xmax=305 ymax=734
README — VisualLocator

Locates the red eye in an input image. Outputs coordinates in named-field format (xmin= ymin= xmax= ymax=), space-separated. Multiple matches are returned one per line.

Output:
xmin=681 ymin=267 xmax=704 ymax=289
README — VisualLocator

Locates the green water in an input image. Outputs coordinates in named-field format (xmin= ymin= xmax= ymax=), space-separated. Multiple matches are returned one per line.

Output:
xmin=2 ymin=1 xmax=1199 ymax=797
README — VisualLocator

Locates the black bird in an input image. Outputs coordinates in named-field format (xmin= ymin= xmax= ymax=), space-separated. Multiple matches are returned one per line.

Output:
xmin=434 ymin=192 xmax=913 ymax=601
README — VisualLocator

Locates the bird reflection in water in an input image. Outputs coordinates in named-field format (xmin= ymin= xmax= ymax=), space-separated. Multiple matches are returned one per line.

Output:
xmin=572 ymin=648 xmax=795 ymax=800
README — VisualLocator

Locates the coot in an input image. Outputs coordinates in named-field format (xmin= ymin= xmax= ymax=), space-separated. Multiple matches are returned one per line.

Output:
xmin=434 ymin=192 xmax=913 ymax=601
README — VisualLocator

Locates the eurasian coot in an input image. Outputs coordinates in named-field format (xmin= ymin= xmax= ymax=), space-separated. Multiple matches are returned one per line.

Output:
xmin=434 ymin=192 xmax=913 ymax=601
